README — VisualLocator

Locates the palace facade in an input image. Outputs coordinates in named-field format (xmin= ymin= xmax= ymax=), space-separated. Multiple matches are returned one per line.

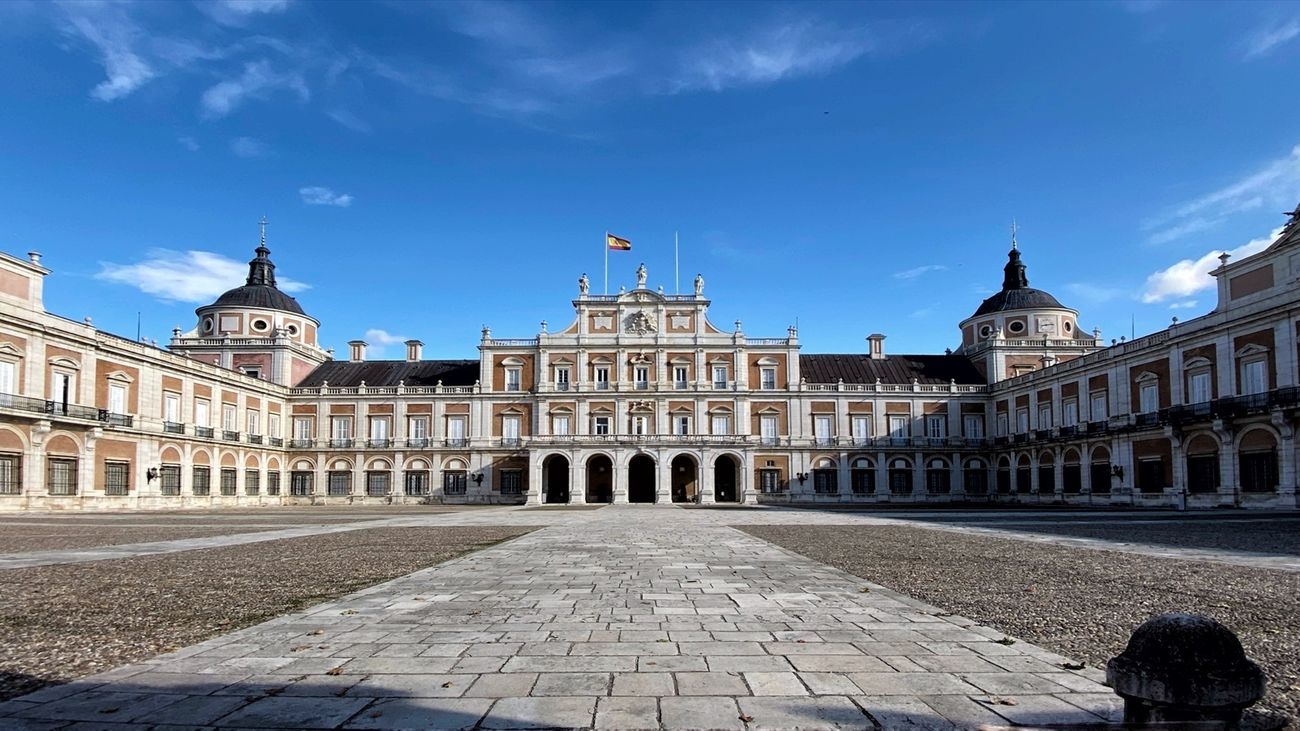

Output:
xmin=1 ymin=212 xmax=1298 ymax=511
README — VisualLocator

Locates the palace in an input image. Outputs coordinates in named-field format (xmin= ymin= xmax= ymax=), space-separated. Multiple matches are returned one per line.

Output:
xmin=0 ymin=212 xmax=1298 ymax=511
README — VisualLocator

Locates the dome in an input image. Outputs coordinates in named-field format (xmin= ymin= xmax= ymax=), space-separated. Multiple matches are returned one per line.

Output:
xmin=211 ymin=284 xmax=305 ymax=315
xmin=970 ymin=245 xmax=1068 ymax=318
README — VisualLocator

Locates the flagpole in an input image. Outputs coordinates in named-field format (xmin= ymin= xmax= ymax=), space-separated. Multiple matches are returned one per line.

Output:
xmin=603 ymin=231 xmax=609 ymax=295
xmin=674 ymin=231 xmax=680 ymax=294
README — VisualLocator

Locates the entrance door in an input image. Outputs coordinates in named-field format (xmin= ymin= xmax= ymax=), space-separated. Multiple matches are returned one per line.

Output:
xmin=544 ymin=456 xmax=569 ymax=503
xmin=715 ymin=455 xmax=738 ymax=502
xmin=628 ymin=455 xmax=656 ymax=503
xmin=671 ymin=455 xmax=697 ymax=502
xmin=586 ymin=455 xmax=613 ymax=503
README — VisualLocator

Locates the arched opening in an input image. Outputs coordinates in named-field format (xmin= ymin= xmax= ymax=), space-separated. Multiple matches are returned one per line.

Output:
xmin=671 ymin=455 xmax=697 ymax=503
xmin=888 ymin=457 xmax=912 ymax=496
xmin=925 ymin=457 xmax=950 ymax=494
xmin=1037 ymin=452 xmax=1055 ymax=495
xmin=963 ymin=458 xmax=988 ymax=495
xmin=714 ymin=454 xmax=739 ymax=502
xmin=1062 ymin=449 xmax=1082 ymax=494
xmin=1239 ymin=429 xmax=1279 ymax=493
xmin=812 ymin=457 xmax=837 ymax=495
xmin=543 ymin=455 xmax=570 ymax=504
xmin=1015 ymin=454 xmax=1032 ymax=494
xmin=1185 ymin=434 xmax=1219 ymax=494
xmin=628 ymin=454 xmax=656 ymax=503
xmin=1090 ymin=446 xmax=1112 ymax=494
xmin=586 ymin=455 xmax=613 ymax=503
xmin=850 ymin=457 xmax=875 ymax=495
xmin=996 ymin=456 xmax=1011 ymax=494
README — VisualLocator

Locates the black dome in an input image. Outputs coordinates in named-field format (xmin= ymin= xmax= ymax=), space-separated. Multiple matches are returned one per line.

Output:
xmin=970 ymin=245 xmax=1067 ymax=318
xmin=210 ymin=284 xmax=305 ymax=315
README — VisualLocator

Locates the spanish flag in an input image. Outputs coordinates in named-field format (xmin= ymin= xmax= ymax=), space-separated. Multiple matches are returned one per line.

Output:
xmin=606 ymin=233 xmax=632 ymax=251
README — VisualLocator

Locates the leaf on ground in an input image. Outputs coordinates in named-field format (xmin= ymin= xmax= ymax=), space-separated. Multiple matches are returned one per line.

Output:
xmin=994 ymin=637 xmax=1017 ymax=645
xmin=308 ymin=630 xmax=325 ymax=636
xmin=985 ymin=697 xmax=1018 ymax=706
xmin=340 ymin=609 xmax=358 ymax=615
xmin=290 ymin=645 xmax=311 ymax=652
xmin=739 ymin=714 xmax=754 ymax=723
xmin=859 ymin=587 xmax=871 ymax=593
xmin=1061 ymin=661 xmax=1086 ymax=670
xmin=325 ymin=666 xmax=344 ymax=676
xmin=441 ymin=681 xmax=453 ymax=688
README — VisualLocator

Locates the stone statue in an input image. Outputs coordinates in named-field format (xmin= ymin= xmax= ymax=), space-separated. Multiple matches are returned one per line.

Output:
xmin=578 ymin=273 xmax=589 ymax=296
xmin=636 ymin=263 xmax=647 ymax=288
xmin=694 ymin=273 xmax=704 ymax=296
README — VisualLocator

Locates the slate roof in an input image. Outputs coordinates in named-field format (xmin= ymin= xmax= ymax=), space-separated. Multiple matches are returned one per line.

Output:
xmin=799 ymin=354 xmax=986 ymax=385
xmin=210 ymin=285 xmax=307 ymax=315
xmin=971 ymin=287 xmax=1064 ymax=317
xmin=297 ymin=360 xmax=479 ymax=388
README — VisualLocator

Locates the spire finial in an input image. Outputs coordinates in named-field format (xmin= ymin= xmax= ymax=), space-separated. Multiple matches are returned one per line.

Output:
xmin=258 ymin=216 xmax=269 ymax=248
xmin=1010 ymin=218 xmax=1018 ymax=250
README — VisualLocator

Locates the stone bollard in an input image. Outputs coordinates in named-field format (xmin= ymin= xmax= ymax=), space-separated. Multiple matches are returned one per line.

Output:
xmin=1106 ymin=612 xmax=1266 ymax=729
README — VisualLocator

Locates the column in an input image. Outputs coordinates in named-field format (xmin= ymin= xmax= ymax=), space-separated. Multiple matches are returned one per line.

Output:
xmin=911 ymin=450 xmax=925 ymax=499
xmin=1053 ymin=446 xmax=1065 ymax=499
xmin=836 ymin=450 xmax=850 ymax=502
xmin=1168 ymin=431 xmax=1186 ymax=510
xmin=611 ymin=457 xmax=627 ymax=503
xmin=742 ymin=451 xmax=758 ymax=504
xmin=700 ymin=452 xmax=715 ymax=503
xmin=1215 ymin=422 xmax=1237 ymax=507
xmin=571 ymin=456 xmax=587 ymax=504
xmin=875 ymin=449 xmax=887 ymax=501
xmin=527 ymin=453 xmax=544 ymax=505
xmin=655 ymin=449 xmax=671 ymax=503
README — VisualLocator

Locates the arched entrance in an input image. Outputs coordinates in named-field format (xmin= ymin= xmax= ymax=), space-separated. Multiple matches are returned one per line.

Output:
xmin=671 ymin=455 xmax=697 ymax=503
xmin=586 ymin=455 xmax=613 ymax=503
xmin=714 ymin=455 xmax=739 ymax=502
xmin=628 ymin=454 xmax=656 ymax=503
xmin=543 ymin=455 xmax=569 ymax=504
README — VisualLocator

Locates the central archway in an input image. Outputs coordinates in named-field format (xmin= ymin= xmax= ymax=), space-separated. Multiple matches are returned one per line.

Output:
xmin=586 ymin=455 xmax=613 ymax=503
xmin=714 ymin=455 xmax=739 ymax=502
xmin=671 ymin=455 xmax=698 ymax=503
xmin=543 ymin=455 xmax=570 ymax=504
xmin=628 ymin=454 xmax=656 ymax=503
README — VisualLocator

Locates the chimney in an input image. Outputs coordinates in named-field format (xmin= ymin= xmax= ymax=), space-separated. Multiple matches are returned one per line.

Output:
xmin=867 ymin=333 xmax=887 ymax=360
xmin=348 ymin=340 xmax=367 ymax=362
xmin=27 ymin=251 xmax=41 ymax=265
xmin=405 ymin=339 xmax=423 ymax=362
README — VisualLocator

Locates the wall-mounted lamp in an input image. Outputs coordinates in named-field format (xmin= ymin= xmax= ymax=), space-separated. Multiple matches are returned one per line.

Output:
xmin=146 ymin=467 xmax=160 ymax=483
xmin=1111 ymin=464 xmax=1124 ymax=481
xmin=471 ymin=472 xmax=484 ymax=486
xmin=796 ymin=472 xmax=809 ymax=485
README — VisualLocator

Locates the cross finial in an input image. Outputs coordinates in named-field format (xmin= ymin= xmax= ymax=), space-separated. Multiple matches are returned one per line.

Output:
xmin=1285 ymin=203 xmax=1300 ymax=227
xmin=258 ymin=216 xmax=269 ymax=247
xmin=1010 ymin=218 xmax=1019 ymax=250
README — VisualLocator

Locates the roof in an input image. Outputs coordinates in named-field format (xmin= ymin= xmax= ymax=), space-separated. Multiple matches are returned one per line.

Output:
xmin=297 ymin=359 xmax=479 ymax=388
xmin=799 ymin=354 xmax=986 ymax=385
xmin=210 ymin=285 xmax=307 ymax=315
xmin=972 ymin=287 xmax=1064 ymax=317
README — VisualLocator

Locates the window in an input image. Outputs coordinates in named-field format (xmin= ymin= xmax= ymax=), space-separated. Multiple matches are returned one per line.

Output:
xmin=1241 ymin=450 xmax=1278 ymax=492
xmin=1037 ymin=406 xmax=1051 ymax=429
xmin=926 ymin=415 xmax=947 ymax=439
xmin=331 ymin=417 xmax=353 ymax=446
xmin=964 ymin=415 xmax=984 ymax=439
xmin=0 ymin=360 xmax=14 ymax=396
xmin=289 ymin=471 xmax=313 ymax=496
xmin=108 ymin=382 xmax=127 ymax=415
xmin=0 ymin=454 xmax=20 ymax=494
xmin=552 ymin=415 xmax=570 ymax=436
xmin=240 ymin=366 xmax=261 ymax=379
xmin=504 ymin=367 xmax=521 ymax=392
xmin=327 ymin=471 xmax=352 ymax=496
xmin=1241 ymin=358 xmax=1267 ymax=395
xmin=631 ymin=415 xmax=648 ymax=435
xmin=1186 ymin=456 xmax=1217 ymax=494
xmin=245 ymin=469 xmax=260 ymax=495
xmin=1016 ymin=408 xmax=1029 ymax=433
xmin=370 ymin=417 xmax=391 ymax=446
xmin=195 ymin=399 xmax=210 ymax=428
xmin=404 ymin=470 xmax=429 ymax=495
xmin=104 ymin=461 xmax=130 ymax=496
xmin=554 ymin=366 xmax=570 ymax=391
xmin=222 ymin=404 xmax=237 ymax=432
xmin=502 ymin=415 xmax=521 ymax=445
xmin=813 ymin=469 xmax=838 ymax=494
xmin=246 ymin=410 xmax=260 ymax=436
xmin=760 ymin=415 xmax=779 ymax=445
xmin=595 ymin=366 xmax=610 ymax=390
xmin=851 ymin=463 xmax=875 ymax=495
xmin=711 ymin=415 xmax=730 ymax=436
xmin=673 ymin=366 xmax=689 ymax=389
xmin=163 ymin=393 xmax=180 ymax=424
xmin=220 ymin=468 xmax=237 ymax=496
xmin=1090 ymin=392 xmax=1107 ymax=421
xmin=48 ymin=458 xmax=77 ymax=495
xmin=1139 ymin=382 xmax=1159 ymax=413
xmin=814 ymin=415 xmax=833 ymax=445
xmin=593 ymin=416 xmax=611 ymax=435
xmin=760 ymin=469 xmax=782 ymax=493
xmin=851 ymin=416 xmax=871 ymax=444
xmin=634 ymin=366 xmax=649 ymax=390
xmin=1188 ymin=371 xmax=1212 ymax=404
xmin=408 ymin=417 xmax=428 ymax=441
xmin=446 ymin=416 xmax=466 ymax=446
xmin=293 ymin=417 xmax=314 ymax=444
xmin=366 ymin=471 xmax=390 ymax=496
xmin=443 ymin=470 xmax=468 ymax=495
xmin=674 ymin=415 xmax=690 ymax=435
xmin=888 ymin=415 xmax=909 ymax=440
xmin=996 ymin=413 xmax=1009 ymax=436
xmin=712 ymin=366 xmax=728 ymax=389
xmin=500 ymin=470 xmax=523 ymax=495
xmin=268 ymin=414 xmax=280 ymax=439
xmin=1137 ymin=459 xmax=1164 ymax=494
xmin=760 ymin=367 xmax=776 ymax=390
xmin=266 ymin=471 xmax=281 ymax=496
xmin=192 ymin=466 xmax=210 ymax=496
xmin=51 ymin=370 xmax=74 ymax=411
xmin=1062 ymin=399 xmax=1078 ymax=427
xmin=159 ymin=465 xmax=180 ymax=496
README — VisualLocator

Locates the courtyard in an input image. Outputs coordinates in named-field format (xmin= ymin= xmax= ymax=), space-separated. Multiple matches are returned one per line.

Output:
xmin=0 ymin=505 xmax=1294 ymax=729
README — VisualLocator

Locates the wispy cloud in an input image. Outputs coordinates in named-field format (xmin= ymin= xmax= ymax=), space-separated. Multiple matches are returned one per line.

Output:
xmin=893 ymin=264 xmax=947 ymax=281
xmin=57 ymin=2 xmax=155 ymax=102
xmin=1242 ymin=18 xmax=1300 ymax=59
xmin=362 ymin=328 xmax=409 ymax=358
xmin=177 ymin=135 xmax=200 ymax=152
xmin=326 ymin=108 xmax=371 ymax=133
xmin=97 ymin=249 xmax=309 ymax=304
xmin=200 ymin=0 xmax=291 ymax=28
xmin=201 ymin=59 xmax=309 ymax=118
xmin=1065 ymin=282 xmax=1125 ymax=304
xmin=1169 ymin=300 xmax=1199 ymax=310
xmin=229 ymin=136 xmax=269 ymax=158
xmin=299 ymin=186 xmax=353 ymax=207
xmin=1141 ymin=227 xmax=1281 ymax=303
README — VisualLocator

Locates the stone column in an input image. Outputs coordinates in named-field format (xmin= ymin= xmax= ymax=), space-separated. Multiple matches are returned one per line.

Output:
xmin=527 ymin=453 xmax=544 ymax=505
xmin=611 ymin=456 xmax=627 ymax=503
xmin=742 ymin=451 xmax=758 ymax=504
xmin=699 ymin=452 xmax=715 ymax=503
xmin=836 ymin=450 xmax=850 ymax=502
xmin=571 ymin=456 xmax=587 ymax=504
xmin=1053 ymin=445 xmax=1065 ymax=499
xmin=655 ymin=448 xmax=671 ymax=503
xmin=1214 ymin=420 xmax=1236 ymax=506
xmin=875 ymin=449 xmax=888 ymax=501
xmin=911 ymin=450 xmax=925 ymax=499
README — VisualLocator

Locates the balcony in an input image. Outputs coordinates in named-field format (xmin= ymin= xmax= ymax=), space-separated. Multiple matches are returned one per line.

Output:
xmin=500 ymin=438 xmax=522 ymax=448
xmin=1134 ymin=411 xmax=1166 ymax=428
xmin=445 ymin=438 xmax=468 ymax=448
xmin=195 ymin=426 xmax=214 ymax=439
xmin=554 ymin=382 xmax=570 ymax=392
xmin=634 ymin=381 xmax=649 ymax=391
xmin=328 ymin=438 xmax=354 ymax=449
xmin=1058 ymin=425 xmax=1078 ymax=438
xmin=163 ymin=422 xmax=185 ymax=435
xmin=1168 ymin=401 xmax=1213 ymax=424
xmin=1012 ymin=433 xmax=1029 ymax=445
xmin=992 ymin=435 xmax=1011 ymax=447
xmin=106 ymin=414 xmax=134 ymax=428
xmin=1086 ymin=420 xmax=1109 ymax=434
xmin=367 ymin=438 xmax=392 ymax=449
xmin=595 ymin=382 xmax=610 ymax=391
xmin=674 ymin=381 xmax=689 ymax=390
xmin=1212 ymin=392 xmax=1271 ymax=418
xmin=222 ymin=430 xmax=240 ymax=442
xmin=247 ymin=434 xmax=263 ymax=445
xmin=268 ymin=437 xmax=283 ymax=447
xmin=1034 ymin=429 xmax=1052 ymax=441
xmin=813 ymin=437 xmax=834 ymax=447
xmin=0 ymin=394 xmax=106 ymax=422
xmin=406 ymin=438 xmax=430 ymax=449
xmin=289 ymin=439 xmax=313 ymax=448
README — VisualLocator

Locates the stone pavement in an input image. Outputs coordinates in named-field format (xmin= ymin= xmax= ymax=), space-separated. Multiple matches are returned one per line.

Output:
xmin=1 ymin=506 xmax=1122 ymax=729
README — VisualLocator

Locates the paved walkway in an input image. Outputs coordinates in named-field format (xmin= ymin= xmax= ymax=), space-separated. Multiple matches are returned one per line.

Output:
xmin=0 ymin=506 xmax=1119 ymax=730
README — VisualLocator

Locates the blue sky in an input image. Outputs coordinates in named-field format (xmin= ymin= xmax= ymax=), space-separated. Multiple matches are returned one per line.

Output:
xmin=2 ymin=1 xmax=1300 ymax=359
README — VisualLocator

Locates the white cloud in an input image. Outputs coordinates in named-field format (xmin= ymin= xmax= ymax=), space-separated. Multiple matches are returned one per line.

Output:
xmin=201 ymin=60 xmax=309 ymax=118
xmin=1169 ymin=300 xmax=1199 ymax=310
xmin=200 ymin=0 xmax=291 ymax=27
xmin=299 ymin=186 xmax=353 ymax=207
xmin=57 ymin=3 xmax=155 ymax=101
xmin=892 ymin=264 xmax=947 ymax=281
xmin=1141 ymin=227 xmax=1281 ymax=303
xmin=229 ymin=136 xmax=268 ymax=157
xmin=1243 ymin=18 xmax=1300 ymax=59
xmin=362 ymin=328 xmax=409 ymax=358
xmin=96 ymin=249 xmax=309 ymax=304
xmin=1065 ymin=282 xmax=1124 ymax=304
xmin=177 ymin=135 xmax=200 ymax=151
xmin=326 ymin=108 xmax=371 ymax=133
xmin=1143 ymin=144 xmax=1300 ymax=243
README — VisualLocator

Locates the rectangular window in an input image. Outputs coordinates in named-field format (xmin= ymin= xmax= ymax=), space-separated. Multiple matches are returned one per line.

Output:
xmin=813 ymin=469 xmax=838 ymax=494
xmin=195 ymin=399 xmax=210 ymax=428
xmin=268 ymin=414 xmax=280 ymax=438
xmin=245 ymin=469 xmax=260 ymax=495
xmin=246 ymin=410 xmax=260 ymax=435
xmin=108 ymin=383 xmax=127 ymax=414
xmin=0 ymin=361 xmax=14 ymax=395
xmin=192 ymin=466 xmax=210 ymax=496
xmin=593 ymin=416 xmax=611 ymax=435
xmin=1242 ymin=359 xmax=1267 ymax=395
xmin=370 ymin=417 xmax=390 ymax=446
xmin=964 ymin=415 xmax=984 ymax=439
xmin=674 ymin=366 xmax=689 ymax=389
xmin=815 ymin=415 xmax=834 ymax=445
xmin=222 ymin=404 xmax=237 ymax=432
xmin=266 ymin=471 xmax=281 ymax=496
xmin=711 ymin=415 xmax=729 ymax=436
xmin=634 ymin=366 xmax=649 ymax=390
xmin=289 ymin=471 xmax=312 ymax=496
xmin=595 ymin=366 xmax=610 ymax=390
xmin=404 ymin=470 xmax=429 ymax=496
xmin=888 ymin=414 xmax=910 ymax=439
xmin=851 ymin=416 xmax=871 ymax=444
xmin=408 ymin=417 xmax=428 ymax=440
xmin=293 ymin=417 xmax=314 ymax=443
xmin=712 ymin=366 xmax=728 ymax=389
xmin=48 ymin=458 xmax=78 ymax=496
xmin=163 ymin=393 xmax=180 ymax=424
xmin=1016 ymin=408 xmax=1029 ymax=433
xmin=504 ymin=367 xmax=521 ymax=392
xmin=1139 ymin=383 xmax=1159 ymax=413
xmin=760 ymin=415 xmax=778 ymax=444
xmin=502 ymin=415 xmax=521 ymax=444
xmin=630 ymin=415 xmax=648 ymax=435
xmin=220 ymin=468 xmax=236 ymax=496
xmin=104 ymin=461 xmax=130 ymax=496
xmin=327 ymin=471 xmax=352 ymax=496
xmin=332 ymin=416 xmax=353 ymax=446
xmin=552 ymin=415 xmax=570 ymax=435
xmin=1090 ymin=392 xmax=1108 ymax=421
xmin=995 ymin=412 xmax=1008 ymax=436
xmin=760 ymin=367 xmax=777 ymax=390
xmin=0 ymin=454 xmax=20 ymax=494
xmin=760 ymin=469 xmax=782 ymax=493
xmin=1037 ymin=406 xmax=1051 ymax=429
xmin=674 ymin=415 xmax=690 ymax=435
xmin=1188 ymin=371 xmax=1212 ymax=404
xmin=366 ymin=471 xmax=390 ymax=496
xmin=51 ymin=371 xmax=73 ymax=408
xmin=159 ymin=464 xmax=180 ymax=496
xmin=443 ymin=470 xmax=467 ymax=495
xmin=446 ymin=416 xmax=466 ymax=446
xmin=554 ymin=366 xmax=570 ymax=391
xmin=1062 ymin=399 xmax=1078 ymax=427
xmin=926 ymin=415 xmax=947 ymax=439
xmin=500 ymin=470 xmax=523 ymax=495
